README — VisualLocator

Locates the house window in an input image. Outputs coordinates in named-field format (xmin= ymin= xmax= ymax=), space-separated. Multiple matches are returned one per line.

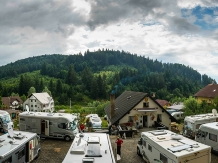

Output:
xmin=35 ymin=105 xmax=37 ymax=107
xmin=148 ymin=144 xmax=152 ymax=152
xmin=31 ymin=100 xmax=33 ymax=102
xmin=160 ymin=153 xmax=168 ymax=163
xmin=31 ymin=105 xmax=33 ymax=107
xmin=143 ymin=102 xmax=149 ymax=107
xmin=35 ymin=100 xmax=36 ymax=102
xmin=20 ymin=118 xmax=25 ymax=121
xmin=209 ymin=133 xmax=217 ymax=142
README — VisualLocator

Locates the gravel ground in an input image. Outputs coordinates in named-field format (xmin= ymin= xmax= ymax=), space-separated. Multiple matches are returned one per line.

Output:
xmin=31 ymin=134 xmax=218 ymax=163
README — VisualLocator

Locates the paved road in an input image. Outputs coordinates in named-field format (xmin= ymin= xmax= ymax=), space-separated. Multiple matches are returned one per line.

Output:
xmin=32 ymin=134 xmax=218 ymax=163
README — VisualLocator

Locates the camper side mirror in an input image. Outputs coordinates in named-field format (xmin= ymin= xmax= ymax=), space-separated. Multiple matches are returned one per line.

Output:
xmin=138 ymin=138 xmax=143 ymax=145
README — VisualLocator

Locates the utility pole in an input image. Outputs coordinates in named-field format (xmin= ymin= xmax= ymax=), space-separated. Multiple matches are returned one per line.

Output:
xmin=70 ymin=98 xmax=71 ymax=111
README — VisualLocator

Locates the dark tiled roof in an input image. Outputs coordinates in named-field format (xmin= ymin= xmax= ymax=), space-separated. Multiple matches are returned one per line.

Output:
xmin=104 ymin=91 xmax=178 ymax=125
xmin=1 ymin=96 xmax=23 ymax=107
xmin=155 ymin=99 xmax=170 ymax=106
xmin=194 ymin=83 xmax=218 ymax=98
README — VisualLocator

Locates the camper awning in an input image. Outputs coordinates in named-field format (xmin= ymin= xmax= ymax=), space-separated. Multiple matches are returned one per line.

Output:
xmin=136 ymin=108 xmax=157 ymax=112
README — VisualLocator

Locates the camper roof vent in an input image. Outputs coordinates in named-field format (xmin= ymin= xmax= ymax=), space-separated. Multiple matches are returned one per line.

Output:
xmin=47 ymin=113 xmax=54 ymax=116
xmin=149 ymin=130 xmax=167 ymax=136
xmin=168 ymin=144 xmax=191 ymax=153
xmin=186 ymin=148 xmax=193 ymax=152
xmin=171 ymin=134 xmax=183 ymax=140
xmin=82 ymin=158 xmax=94 ymax=163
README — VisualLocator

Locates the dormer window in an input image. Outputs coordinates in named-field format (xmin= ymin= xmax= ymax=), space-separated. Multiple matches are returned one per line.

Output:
xmin=143 ymin=102 xmax=149 ymax=107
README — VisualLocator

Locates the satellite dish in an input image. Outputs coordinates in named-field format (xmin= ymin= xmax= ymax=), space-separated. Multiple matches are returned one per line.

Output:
xmin=26 ymin=105 xmax=30 ymax=112
xmin=7 ymin=123 xmax=14 ymax=138
xmin=212 ymin=109 xmax=217 ymax=116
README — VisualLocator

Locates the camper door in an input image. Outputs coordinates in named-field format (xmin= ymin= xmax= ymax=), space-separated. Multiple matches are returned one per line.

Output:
xmin=45 ymin=120 xmax=49 ymax=136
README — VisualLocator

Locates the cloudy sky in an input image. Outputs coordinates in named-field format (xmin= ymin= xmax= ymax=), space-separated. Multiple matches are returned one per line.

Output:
xmin=1 ymin=0 xmax=218 ymax=81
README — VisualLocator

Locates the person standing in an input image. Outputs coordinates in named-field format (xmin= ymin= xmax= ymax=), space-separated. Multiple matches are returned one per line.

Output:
xmin=115 ymin=136 xmax=123 ymax=156
xmin=80 ymin=123 xmax=85 ymax=132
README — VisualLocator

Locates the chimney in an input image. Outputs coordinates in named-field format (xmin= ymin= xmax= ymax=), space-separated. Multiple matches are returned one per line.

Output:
xmin=110 ymin=94 xmax=115 ymax=119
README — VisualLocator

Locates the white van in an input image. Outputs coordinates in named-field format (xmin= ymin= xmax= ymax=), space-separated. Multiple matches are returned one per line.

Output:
xmin=196 ymin=122 xmax=218 ymax=154
xmin=62 ymin=133 xmax=116 ymax=163
xmin=19 ymin=111 xmax=79 ymax=141
xmin=171 ymin=111 xmax=184 ymax=120
xmin=137 ymin=130 xmax=211 ymax=163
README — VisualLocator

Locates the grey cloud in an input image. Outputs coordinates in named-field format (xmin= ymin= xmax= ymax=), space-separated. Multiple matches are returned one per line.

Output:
xmin=87 ymin=0 xmax=129 ymax=30
xmin=0 ymin=0 xmax=85 ymax=35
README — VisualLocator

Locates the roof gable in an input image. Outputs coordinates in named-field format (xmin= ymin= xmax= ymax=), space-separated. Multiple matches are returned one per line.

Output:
xmin=194 ymin=83 xmax=218 ymax=98
xmin=104 ymin=91 xmax=178 ymax=125
xmin=156 ymin=99 xmax=170 ymax=106
xmin=104 ymin=91 xmax=147 ymax=124
xmin=1 ymin=96 xmax=23 ymax=106
xmin=30 ymin=92 xmax=52 ymax=104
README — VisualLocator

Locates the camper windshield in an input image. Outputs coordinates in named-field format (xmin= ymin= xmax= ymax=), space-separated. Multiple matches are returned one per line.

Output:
xmin=69 ymin=120 xmax=77 ymax=130
xmin=1 ymin=115 xmax=12 ymax=124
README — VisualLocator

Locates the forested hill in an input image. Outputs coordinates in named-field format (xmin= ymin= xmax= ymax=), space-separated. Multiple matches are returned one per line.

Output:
xmin=0 ymin=49 xmax=216 ymax=104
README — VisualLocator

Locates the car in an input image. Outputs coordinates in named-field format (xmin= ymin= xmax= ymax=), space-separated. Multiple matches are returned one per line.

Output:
xmin=104 ymin=115 xmax=108 ymax=120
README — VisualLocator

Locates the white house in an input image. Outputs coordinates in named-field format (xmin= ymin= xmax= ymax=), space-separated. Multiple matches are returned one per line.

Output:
xmin=23 ymin=92 xmax=54 ymax=112
xmin=104 ymin=91 xmax=178 ymax=130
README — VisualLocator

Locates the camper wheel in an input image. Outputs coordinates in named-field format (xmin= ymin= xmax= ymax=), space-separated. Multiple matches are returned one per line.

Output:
xmin=137 ymin=147 xmax=141 ymax=156
xmin=35 ymin=149 xmax=41 ymax=159
xmin=64 ymin=136 xmax=71 ymax=141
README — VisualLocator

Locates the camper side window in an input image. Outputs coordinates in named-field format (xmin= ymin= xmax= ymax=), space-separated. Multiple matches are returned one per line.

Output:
xmin=160 ymin=153 xmax=168 ymax=163
xmin=148 ymin=144 xmax=152 ymax=152
xmin=2 ymin=156 xmax=12 ymax=163
xmin=58 ymin=123 xmax=67 ymax=129
xmin=209 ymin=133 xmax=217 ymax=142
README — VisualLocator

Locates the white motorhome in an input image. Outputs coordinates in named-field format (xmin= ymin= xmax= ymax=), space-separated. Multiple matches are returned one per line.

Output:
xmin=0 ymin=110 xmax=14 ymax=133
xmin=137 ymin=130 xmax=211 ymax=163
xmin=0 ymin=130 xmax=40 ymax=163
xmin=90 ymin=116 xmax=102 ymax=129
xmin=62 ymin=133 xmax=116 ymax=163
xmin=19 ymin=112 xmax=79 ymax=141
xmin=171 ymin=111 xmax=184 ymax=120
xmin=196 ymin=122 xmax=218 ymax=154
xmin=183 ymin=112 xmax=218 ymax=139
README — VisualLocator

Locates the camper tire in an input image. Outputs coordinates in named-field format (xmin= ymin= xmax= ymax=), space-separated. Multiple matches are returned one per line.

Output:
xmin=35 ymin=150 xmax=40 ymax=159
xmin=64 ymin=136 xmax=71 ymax=141
xmin=137 ymin=147 xmax=141 ymax=156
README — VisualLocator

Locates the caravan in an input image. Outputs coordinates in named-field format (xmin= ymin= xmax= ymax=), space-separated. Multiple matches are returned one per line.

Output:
xmin=62 ymin=133 xmax=116 ymax=163
xmin=0 ymin=110 xmax=14 ymax=133
xmin=137 ymin=130 xmax=211 ymax=163
xmin=0 ymin=129 xmax=40 ymax=163
xmin=19 ymin=111 xmax=79 ymax=141
xmin=196 ymin=122 xmax=218 ymax=154
xmin=183 ymin=111 xmax=218 ymax=139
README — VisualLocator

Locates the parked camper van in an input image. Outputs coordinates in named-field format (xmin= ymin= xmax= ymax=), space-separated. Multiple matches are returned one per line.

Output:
xmin=62 ymin=133 xmax=116 ymax=163
xmin=0 ymin=110 xmax=14 ymax=133
xmin=137 ymin=130 xmax=211 ymax=163
xmin=171 ymin=111 xmax=184 ymax=120
xmin=19 ymin=112 xmax=79 ymax=141
xmin=90 ymin=116 xmax=102 ymax=129
xmin=183 ymin=112 xmax=218 ymax=139
xmin=0 ymin=130 xmax=40 ymax=163
xmin=196 ymin=122 xmax=218 ymax=154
